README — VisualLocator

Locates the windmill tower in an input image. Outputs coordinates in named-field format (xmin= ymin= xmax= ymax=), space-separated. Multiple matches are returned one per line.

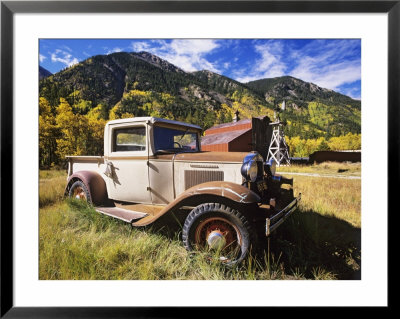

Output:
xmin=267 ymin=100 xmax=291 ymax=166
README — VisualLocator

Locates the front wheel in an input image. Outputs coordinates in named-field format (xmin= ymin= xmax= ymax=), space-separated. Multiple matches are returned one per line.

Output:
xmin=182 ymin=203 xmax=253 ymax=266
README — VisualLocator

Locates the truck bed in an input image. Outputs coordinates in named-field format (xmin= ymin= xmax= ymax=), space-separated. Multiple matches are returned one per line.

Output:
xmin=66 ymin=155 xmax=105 ymax=177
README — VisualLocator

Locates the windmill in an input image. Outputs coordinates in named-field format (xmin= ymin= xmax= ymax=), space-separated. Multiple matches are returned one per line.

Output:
xmin=267 ymin=100 xmax=291 ymax=166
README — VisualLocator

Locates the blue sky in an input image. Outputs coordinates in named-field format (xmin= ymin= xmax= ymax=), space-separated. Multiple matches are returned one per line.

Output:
xmin=39 ymin=39 xmax=361 ymax=99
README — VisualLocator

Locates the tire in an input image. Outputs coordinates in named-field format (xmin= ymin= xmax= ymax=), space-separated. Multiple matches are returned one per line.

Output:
xmin=182 ymin=203 xmax=253 ymax=266
xmin=68 ymin=180 xmax=92 ymax=204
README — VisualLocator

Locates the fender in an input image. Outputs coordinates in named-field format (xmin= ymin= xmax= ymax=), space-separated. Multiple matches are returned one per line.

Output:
xmin=179 ymin=181 xmax=261 ymax=204
xmin=65 ymin=171 xmax=108 ymax=205
xmin=133 ymin=181 xmax=260 ymax=226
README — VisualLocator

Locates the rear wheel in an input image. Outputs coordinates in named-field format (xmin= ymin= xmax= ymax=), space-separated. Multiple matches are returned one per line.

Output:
xmin=68 ymin=180 xmax=92 ymax=204
xmin=182 ymin=203 xmax=253 ymax=266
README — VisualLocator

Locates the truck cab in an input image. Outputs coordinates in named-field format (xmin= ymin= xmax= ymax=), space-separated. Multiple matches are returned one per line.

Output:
xmin=103 ymin=117 xmax=202 ymax=204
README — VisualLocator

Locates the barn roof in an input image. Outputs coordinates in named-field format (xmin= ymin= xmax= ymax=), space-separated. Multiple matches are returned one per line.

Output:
xmin=206 ymin=118 xmax=252 ymax=131
xmin=201 ymin=128 xmax=251 ymax=146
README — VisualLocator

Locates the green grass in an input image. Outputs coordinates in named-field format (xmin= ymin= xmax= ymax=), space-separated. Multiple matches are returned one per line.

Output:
xmin=40 ymin=200 xmax=289 ymax=280
xmin=39 ymin=165 xmax=361 ymax=280
xmin=39 ymin=170 xmax=67 ymax=207
xmin=294 ymin=175 xmax=361 ymax=227
xmin=274 ymin=175 xmax=361 ymax=279
xmin=39 ymin=169 xmax=67 ymax=179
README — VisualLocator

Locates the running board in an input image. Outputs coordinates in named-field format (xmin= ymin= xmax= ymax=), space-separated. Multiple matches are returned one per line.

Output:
xmin=95 ymin=207 xmax=148 ymax=223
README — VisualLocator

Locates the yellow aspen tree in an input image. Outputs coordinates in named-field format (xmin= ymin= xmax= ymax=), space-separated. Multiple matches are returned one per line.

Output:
xmin=86 ymin=104 xmax=107 ymax=155
xmin=39 ymin=97 xmax=58 ymax=167
xmin=55 ymin=98 xmax=89 ymax=160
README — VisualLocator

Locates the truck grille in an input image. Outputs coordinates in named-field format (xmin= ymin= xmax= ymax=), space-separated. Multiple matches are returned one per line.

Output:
xmin=184 ymin=170 xmax=224 ymax=190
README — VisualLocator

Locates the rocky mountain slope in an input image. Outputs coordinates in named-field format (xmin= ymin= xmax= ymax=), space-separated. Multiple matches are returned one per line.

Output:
xmin=246 ymin=76 xmax=360 ymax=109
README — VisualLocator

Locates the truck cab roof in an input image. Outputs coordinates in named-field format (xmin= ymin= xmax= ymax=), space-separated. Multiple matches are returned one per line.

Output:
xmin=106 ymin=117 xmax=202 ymax=131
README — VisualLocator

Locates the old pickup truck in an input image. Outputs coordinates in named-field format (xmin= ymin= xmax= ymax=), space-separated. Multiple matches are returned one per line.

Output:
xmin=65 ymin=116 xmax=300 ymax=265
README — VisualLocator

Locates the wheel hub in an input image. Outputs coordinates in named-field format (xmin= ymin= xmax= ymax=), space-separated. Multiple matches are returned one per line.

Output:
xmin=195 ymin=217 xmax=241 ymax=253
xmin=207 ymin=230 xmax=226 ymax=250
xmin=73 ymin=187 xmax=86 ymax=200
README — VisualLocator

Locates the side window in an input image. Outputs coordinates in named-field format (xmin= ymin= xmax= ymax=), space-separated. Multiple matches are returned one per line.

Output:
xmin=112 ymin=126 xmax=146 ymax=152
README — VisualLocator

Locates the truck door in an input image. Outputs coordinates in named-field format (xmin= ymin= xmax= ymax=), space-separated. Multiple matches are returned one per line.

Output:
xmin=105 ymin=123 xmax=152 ymax=204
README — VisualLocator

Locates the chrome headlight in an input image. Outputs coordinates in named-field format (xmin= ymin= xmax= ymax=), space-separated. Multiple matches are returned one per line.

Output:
xmin=265 ymin=158 xmax=276 ymax=176
xmin=241 ymin=160 xmax=258 ymax=182
xmin=241 ymin=152 xmax=262 ymax=182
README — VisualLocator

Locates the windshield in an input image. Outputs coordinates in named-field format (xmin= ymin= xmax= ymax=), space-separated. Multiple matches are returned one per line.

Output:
xmin=154 ymin=126 xmax=199 ymax=153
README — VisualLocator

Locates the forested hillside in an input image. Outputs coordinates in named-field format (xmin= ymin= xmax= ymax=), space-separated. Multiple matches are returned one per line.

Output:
xmin=39 ymin=51 xmax=361 ymax=167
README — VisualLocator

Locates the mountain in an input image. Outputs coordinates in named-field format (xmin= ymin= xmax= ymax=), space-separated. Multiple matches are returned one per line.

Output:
xmin=133 ymin=51 xmax=186 ymax=74
xmin=39 ymin=66 xmax=52 ymax=80
xmin=246 ymin=76 xmax=360 ymax=109
xmin=245 ymin=76 xmax=361 ymax=138
xmin=39 ymin=52 xmax=238 ymax=125
xmin=192 ymin=70 xmax=251 ymax=95
xmin=39 ymin=51 xmax=361 ymax=138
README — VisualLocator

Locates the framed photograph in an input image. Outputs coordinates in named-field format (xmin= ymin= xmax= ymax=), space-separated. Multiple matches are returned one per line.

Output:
xmin=1 ymin=0 xmax=395 ymax=316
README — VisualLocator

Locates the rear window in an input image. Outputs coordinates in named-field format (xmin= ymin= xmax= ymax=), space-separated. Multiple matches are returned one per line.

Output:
xmin=112 ymin=126 xmax=146 ymax=152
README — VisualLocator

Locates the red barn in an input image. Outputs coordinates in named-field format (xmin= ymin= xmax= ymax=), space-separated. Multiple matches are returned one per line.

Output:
xmin=201 ymin=118 xmax=258 ymax=153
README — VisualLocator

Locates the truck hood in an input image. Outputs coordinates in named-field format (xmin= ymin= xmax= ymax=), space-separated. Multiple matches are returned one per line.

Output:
xmin=173 ymin=151 xmax=249 ymax=163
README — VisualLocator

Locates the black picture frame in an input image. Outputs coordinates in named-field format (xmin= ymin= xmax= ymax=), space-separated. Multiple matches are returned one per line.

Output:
xmin=1 ymin=1 xmax=395 ymax=317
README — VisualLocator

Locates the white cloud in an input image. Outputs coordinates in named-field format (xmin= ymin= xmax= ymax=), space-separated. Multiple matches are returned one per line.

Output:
xmin=233 ymin=69 xmax=261 ymax=83
xmin=51 ymin=49 xmax=79 ymax=67
xmin=289 ymin=41 xmax=361 ymax=91
xmin=291 ymin=63 xmax=361 ymax=90
xmin=341 ymin=87 xmax=361 ymax=100
xmin=234 ymin=41 xmax=287 ymax=82
xmin=169 ymin=39 xmax=219 ymax=56
xmin=223 ymin=62 xmax=231 ymax=69
xmin=130 ymin=39 xmax=221 ymax=73
xmin=106 ymin=47 xmax=122 ymax=55
xmin=61 ymin=45 xmax=72 ymax=52
xmin=254 ymin=42 xmax=286 ymax=75
xmin=131 ymin=41 xmax=152 ymax=52
xmin=39 ymin=54 xmax=46 ymax=62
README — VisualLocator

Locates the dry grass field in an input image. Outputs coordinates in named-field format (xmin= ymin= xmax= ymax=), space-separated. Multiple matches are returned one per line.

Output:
xmin=39 ymin=163 xmax=361 ymax=280
xmin=277 ymin=161 xmax=361 ymax=177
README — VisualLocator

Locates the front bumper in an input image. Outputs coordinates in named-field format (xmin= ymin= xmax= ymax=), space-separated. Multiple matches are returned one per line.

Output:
xmin=266 ymin=193 xmax=301 ymax=236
